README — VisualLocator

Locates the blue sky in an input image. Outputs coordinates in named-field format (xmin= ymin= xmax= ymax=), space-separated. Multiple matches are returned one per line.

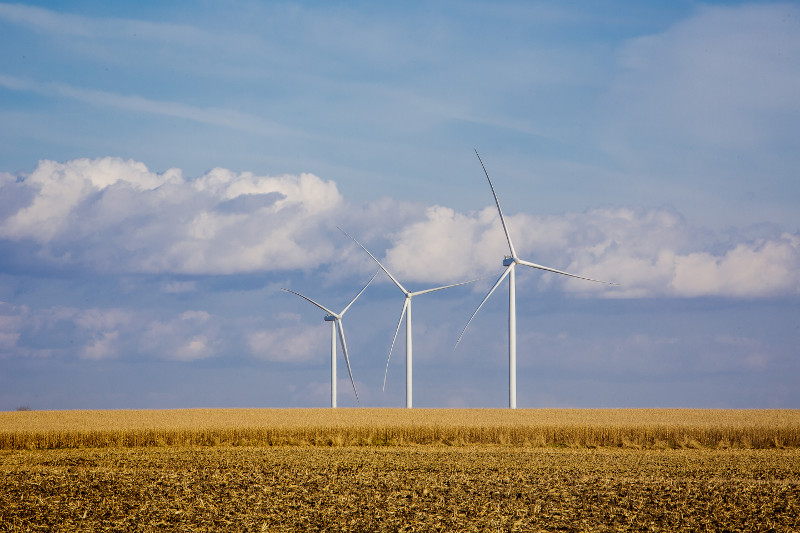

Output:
xmin=1 ymin=1 xmax=798 ymax=410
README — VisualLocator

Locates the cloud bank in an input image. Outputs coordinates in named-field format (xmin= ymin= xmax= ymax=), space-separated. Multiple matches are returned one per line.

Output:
xmin=1 ymin=157 xmax=344 ymax=274
xmin=381 ymin=205 xmax=800 ymax=298
xmin=1 ymin=157 xmax=798 ymax=299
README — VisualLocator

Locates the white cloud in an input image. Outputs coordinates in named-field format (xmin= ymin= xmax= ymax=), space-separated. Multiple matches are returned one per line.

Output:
xmin=1 ymin=157 xmax=181 ymax=242
xmin=0 ymin=300 xmax=238 ymax=362
xmin=0 ymin=304 xmax=132 ymax=359
xmin=378 ymin=204 xmax=800 ymax=298
xmin=671 ymin=233 xmax=800 ymax=297
xmin=142 ymin=310 xmax=221 ymax=361
xmin=173 ymin=337 xmax=213 ymax=362
xmin=248 ymin=324 xmax=328 ymax=363
xmin=81 ymin=331 xmax=119 ymax=360
xmin=382 ymin=205 xmax=504 ymax=282
xmin=1 ymin=157 xmax=798 ymax=298
xmin=0 ymin=157 xmax=345 ymax=274
xmin=74 ymin=308 xmax=133 ymax=332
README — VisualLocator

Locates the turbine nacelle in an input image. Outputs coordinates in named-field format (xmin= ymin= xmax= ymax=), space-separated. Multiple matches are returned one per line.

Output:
xmin=456 ymin=150 xmax=620 ymax=409
xmin=339 ymin=226 xmax=482 ymax=407
xmin=280 ymin=270 xmax=378 ymax=407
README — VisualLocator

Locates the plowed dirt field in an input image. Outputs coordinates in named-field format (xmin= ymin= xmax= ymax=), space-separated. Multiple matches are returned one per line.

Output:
xmin=2 ymin=446 xmax=798 ymax=532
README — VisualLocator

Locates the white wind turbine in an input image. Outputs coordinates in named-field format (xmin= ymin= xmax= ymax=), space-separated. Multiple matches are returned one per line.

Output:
xmin=340 ymin=227 xmax=480 ymax=408
xmin=281 ymin=271 xmax=377 ymax=408
xmin=456 ymin=150 xmax=619 ymax=409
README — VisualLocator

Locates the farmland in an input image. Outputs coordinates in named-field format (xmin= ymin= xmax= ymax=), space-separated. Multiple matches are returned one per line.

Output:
xmin=1 ymin=409 xmax=799 ymax=531
xmin=2 ymin=408 xmax=799 ymax=449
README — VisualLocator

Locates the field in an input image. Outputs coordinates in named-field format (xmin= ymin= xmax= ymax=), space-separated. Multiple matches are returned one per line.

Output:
xmin=1 ymin=409 xmax=799 ymax=532
xmin=2 ymin=408 xmax=799 ymax=449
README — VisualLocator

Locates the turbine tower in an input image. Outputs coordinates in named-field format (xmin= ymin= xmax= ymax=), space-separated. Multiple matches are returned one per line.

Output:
xmin=340 ymin=228 xmax=479 ymax=408
xmin=281 ymin=271 xmax=377 ymax=408
xmin=456 ymin=150 xmax=619 ymax=409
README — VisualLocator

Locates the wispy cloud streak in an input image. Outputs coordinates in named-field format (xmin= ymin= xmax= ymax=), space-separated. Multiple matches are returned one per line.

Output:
xmin=0 ymin=75 xmax=300 ymax=137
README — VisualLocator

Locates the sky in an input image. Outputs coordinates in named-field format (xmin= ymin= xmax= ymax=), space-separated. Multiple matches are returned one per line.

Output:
xmin=1 ymin=0 xmax=798 ymax=410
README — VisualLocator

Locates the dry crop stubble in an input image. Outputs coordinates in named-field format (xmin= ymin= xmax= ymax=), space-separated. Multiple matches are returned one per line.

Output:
xmin=1 ymin=446 xmax=799 ymax=532
xmin=2 ymin=408 xmax=799 ymax=449
xmin=2 ymin=409 xmax=799 ymax=531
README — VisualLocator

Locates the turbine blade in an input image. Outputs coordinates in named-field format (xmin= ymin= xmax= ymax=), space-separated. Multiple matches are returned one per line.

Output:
xmin=341 ymin=270 xmax=380 ymax=316
xmin=475 ymin=149 xmax=517 ymax=258
xmin=280 ymin=288 xmax=337 ymax=317
xmin=454 ymin=265 xmax=514 ymax=350
xmin=336 ymin=320 xmax=359 ymax=403
xmin=411 ymin=275 xmax=486 ymax=297
xmin=517 ymin=259 xmax=619 ymax=286
xmin=338 ymin=227 xmax=409 ymax=294
xmin=383 ymin=298 xmax=409 ymax=391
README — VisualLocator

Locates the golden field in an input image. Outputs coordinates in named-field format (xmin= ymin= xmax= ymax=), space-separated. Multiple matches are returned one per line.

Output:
xmin=1 ymin=408 xmax=799 ymax=449
xmin=2 ymin=445 xmax=799 ymax=531
xmin=2 ymin=409 xmax=799 ymax=531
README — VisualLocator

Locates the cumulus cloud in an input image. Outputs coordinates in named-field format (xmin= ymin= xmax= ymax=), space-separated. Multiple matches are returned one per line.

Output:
xmin=141 ymin=310 xmax=220 ymax=362
xmin=0 ymin=157 xmax=345 ymax=274
xmin=173 ymin=337 xmax=213 ymax=362
xmin=248 ymin=323 xmax=328 ymax=363
xmin=81 ymin=331 xmax=119 ymax=360
xmin=382 ymin=205 xmax=506 ymax=281
xmin=671 ymin=234 xmax=800 ymax=297
xmin=0 ymin=301 xmax=232 ymax=362
xmin=1 ymin=157 xmax=798 ymax=299
xmin=0 ymin=304 xmax=127 ymax=359
xmin=377 ymin=204 xmax=800 ymax=298
xmin=6 ymin=300 xmax=337 ymax=365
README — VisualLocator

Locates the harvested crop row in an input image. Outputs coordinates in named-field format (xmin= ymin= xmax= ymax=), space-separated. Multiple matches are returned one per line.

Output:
xmin=1 ymin=446 xmax=798 ymax=532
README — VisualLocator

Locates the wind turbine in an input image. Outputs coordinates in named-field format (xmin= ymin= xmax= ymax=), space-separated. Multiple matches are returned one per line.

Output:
xmin=340 ymin=227 xmax=480 ymax=408
xmin=456 ymin=150 xmax=619 ymax=409
xmin=281 ymin=271 xmax=377 ymax=408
